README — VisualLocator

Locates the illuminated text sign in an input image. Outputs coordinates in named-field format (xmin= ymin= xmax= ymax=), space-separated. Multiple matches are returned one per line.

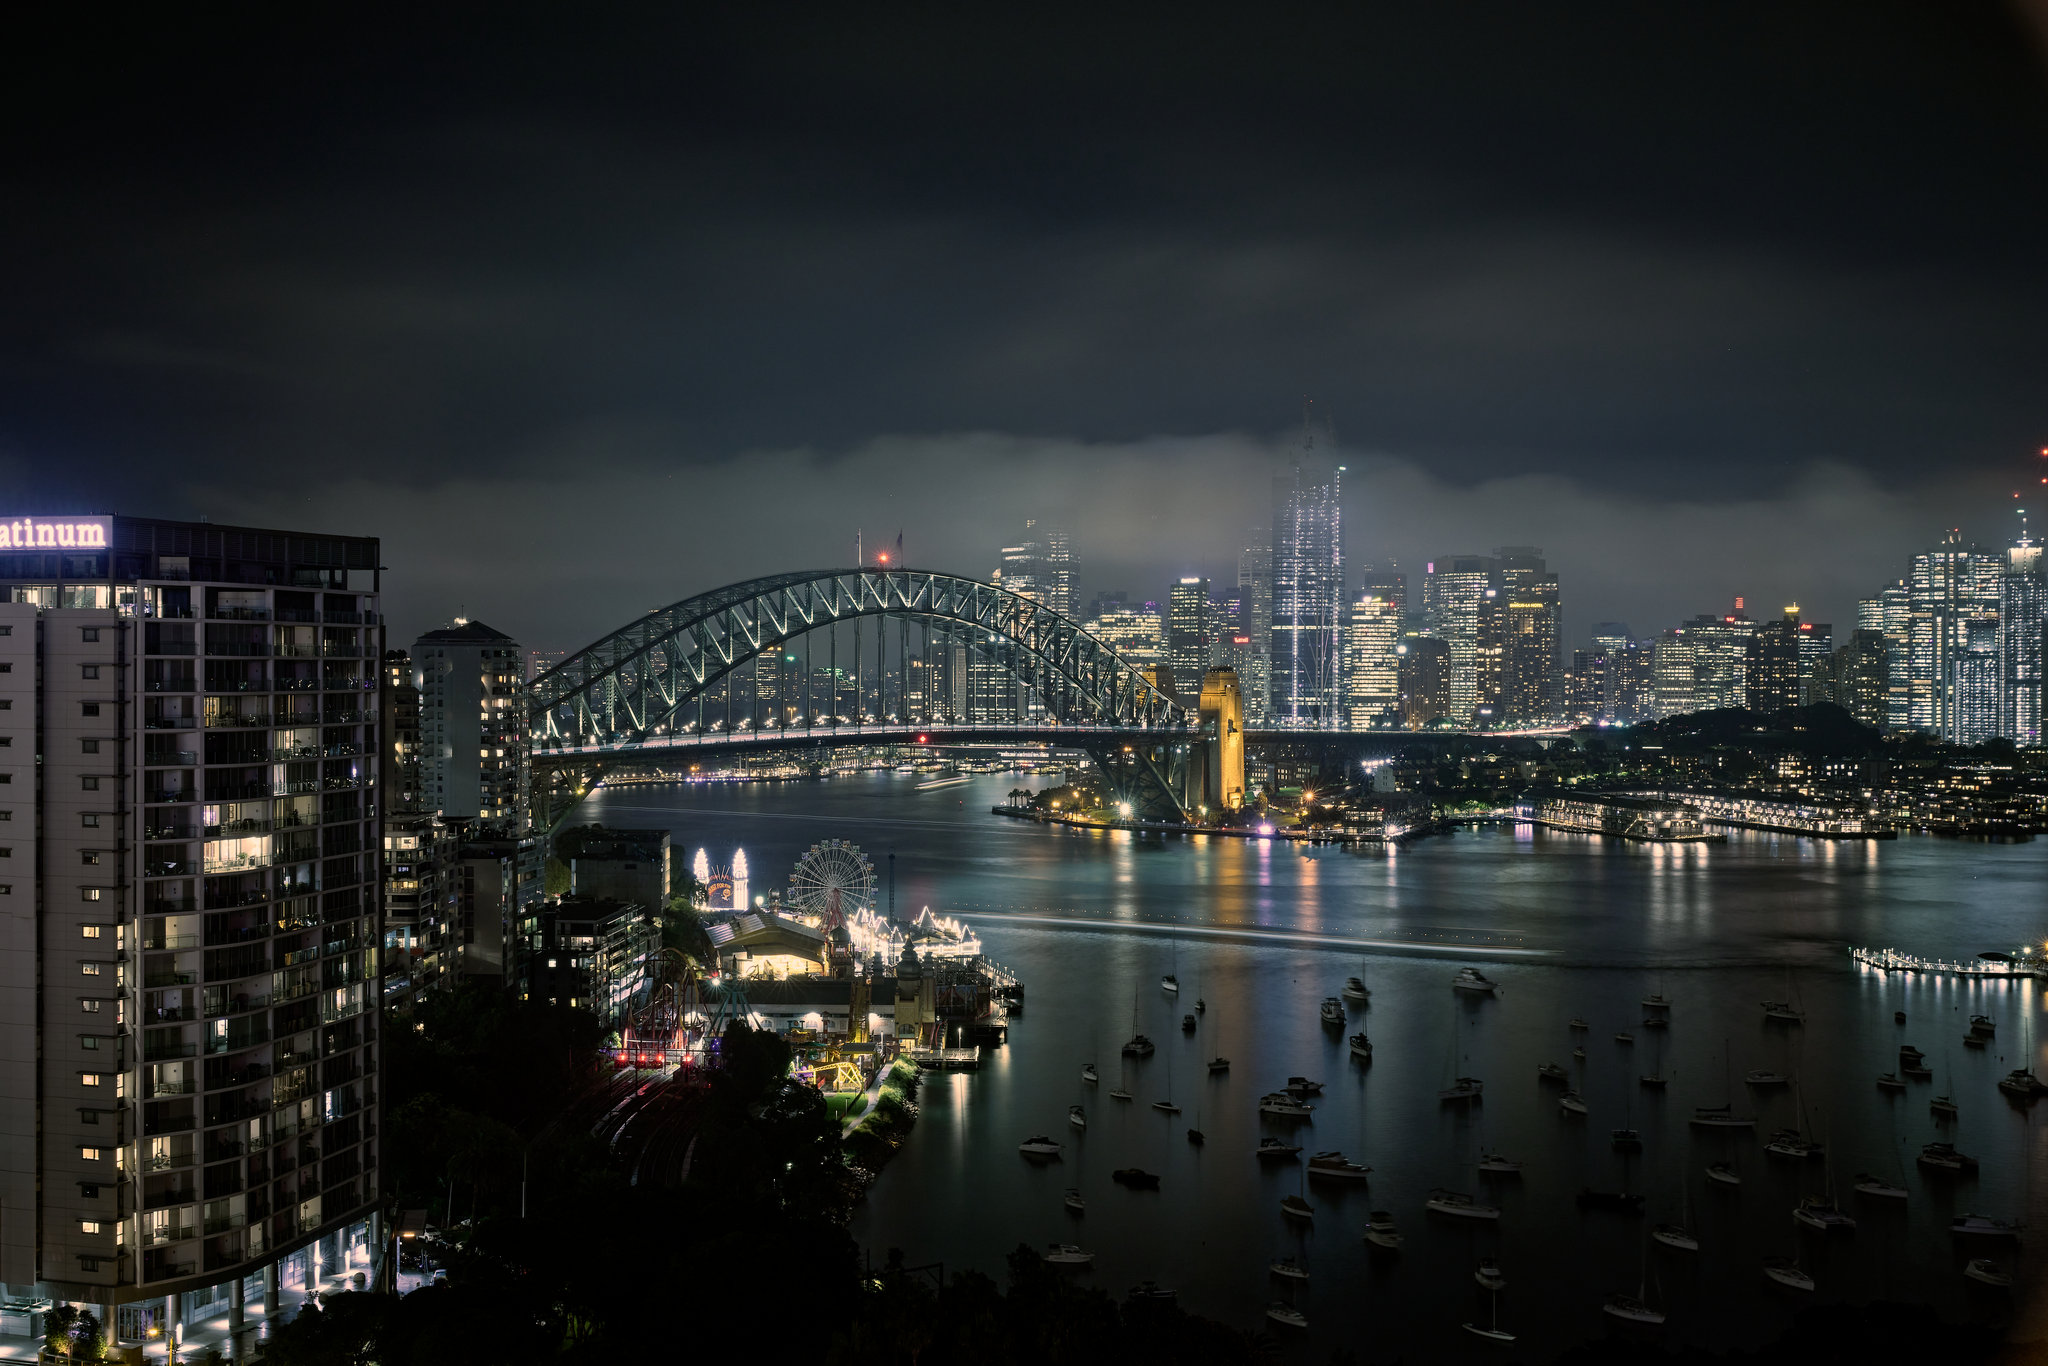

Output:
xmin=0 ymin=517 xmax=111 ymax=550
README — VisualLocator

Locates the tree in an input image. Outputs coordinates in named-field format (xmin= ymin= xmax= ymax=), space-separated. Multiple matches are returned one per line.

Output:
xmin=544 ymin=857 xmax=571 ymax=897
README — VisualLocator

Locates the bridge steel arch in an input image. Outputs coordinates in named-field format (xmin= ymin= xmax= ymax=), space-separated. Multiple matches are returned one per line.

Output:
xmin=527 ymin=568 xmax=1203 ymax=827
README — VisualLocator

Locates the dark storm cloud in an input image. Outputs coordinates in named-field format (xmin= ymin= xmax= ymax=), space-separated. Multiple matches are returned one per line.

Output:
xmin=1 ymin=2 xmax=2043 ymax=645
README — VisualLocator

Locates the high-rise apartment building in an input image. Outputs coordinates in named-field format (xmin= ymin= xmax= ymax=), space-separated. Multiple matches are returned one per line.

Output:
xmin=1269 ymin=459 xmax=1344 ymax=726
xmin=2000 ymin=536 xmax=2044 ymax=746
xmin=1907 ymin=536 xmax=2003 ymax=740
xmin=1495 ymin=548 xmax=1561 ymax=726
xmin=0 ymin=515 xmax=383 ymax=1346
xmin=1234 ymin=528 xmax=1273 ymax=723
xmin=1684 ymin=609 xmax=1755 ymax=711
xmin=414 ymin=621 xmax=528 ymax=827
xmin=1421 ymin=557 xmax=1491 ymax=726
xmin=1745 ymin=608 xmax=1804 ymax=713
xmin=1955 ymin=619 xmax=2002 ymax=745
xmin=1167 ymin=578 xmax=1216 ymax=702
xmin=1343 ymin=591 xmax=1403 ymax=728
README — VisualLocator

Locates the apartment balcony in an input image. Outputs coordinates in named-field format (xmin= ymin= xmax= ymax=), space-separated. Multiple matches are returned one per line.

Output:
xmin=143 ymin=1042 xmax=197 ymax=1062
xmin=146 ymin=822 xmax=198 ymax=841
xmin=144 ymin=1078 xmax=194 ymax=1099
xmin=145 ymin=749 xmax=199 ymax=768
xmin=204 ymin=1027 xmax=270 ymax=1057
xmin=145 ymin=859 xmax=197 ymax=878
xmin=145 ymin=790 xmax=196 ymax=805
xmin=145 ymin=716 xmax=198 ymax=731
xmin=142 ymin=1252 xmax=196 ymax=1282
xmin=143 ymin=971 xmax=197 ymax=990
xmin=141 ymin=935 xmax=199 ymax=954
xmin=275 ymin=607 xmax=317 ymax=623
xmin=204 ymin=711 xmax=272 ymax=728
xmin=143 ymin=1188 xmax=197 ymax=1213
xmin=209 ymin=607 xmax=270 ymax=622
xmin=275 ymin=678 xmax=318 ymax=692
xmin=146 ymin=678 xmax=197 ymax=692
xmin=143 ymin=1151 xmax=194 ymax=1172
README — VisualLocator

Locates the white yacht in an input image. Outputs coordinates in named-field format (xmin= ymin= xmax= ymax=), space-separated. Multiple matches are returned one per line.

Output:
xmin=1705 ymin=1163 xmax=1742 ymax=1187
xmin=1744 ymin=1070 xmax=1789 ymax=1087
xmin=1764 ymin=1129 xmax=1821 ymax=1160
xmin=1642 ymin=992 xmax=1673 ymax=1010
xmin=1964 ymin=1259 xmax=2014 ymax=1287
xmin=1558 ymin=1091 xmax=1588 ymax=1116
xmin=1601 ymin=1295 xmax=1666 ymax=1325
xmin=1931 ymin=1094 xmax=1958 ymax=1118
xmin=1792 ymin=1197 xmax=1856 ymax=1233
xmin=1307 ymin=1150 xmax=1372 ymax=1181
xmin=1267 ymin=1256 xmax=1309 ymax=1282
xmin=1265 ymin=1303 xmax=1308 ymax=1330
xmin=1081 ymin=1063 xmax=1099 ymax=1084
xmin=1651 ymin=1223 xmax=1700 ymax=1252
xmin=1568 ymin=1017 xmax=1589 ymax=1030
xmin=1280 ymin=1194 xmax=1315 ymax=1221
xmin=1150 ymin=1098 xmax=1180 ymax=1115
xmin=1537 ymin=1062 xmax=1569 ymax=1082
xmin=1319 ymin=996 xmax=1346 ymax=1026
xmin=1473 ymin=1258 xmax=1507 ymax=1291
xmin=1452 ymin=967 xmax=1500 ymax=996
xmin=1206 ymin=1056 xmax=1230 ymax=1073
xmin=1285 ymin=1076 xmax=1325 ymax=1096
xmin=1438 ymin=1077 xmax=1484 ymax=1104
xmin=1018 ymin=1135 xmax=1064 ymax=1157
xmin=1614 ymin=1031 xmax=1635 ymax=1046
xmin=1690 ymin=1105 xmax=1757 ymax=1129
xmin=1426 ymin=1188 xmax=1501 ymax=1220
xmin=1259 ymin=1092 xmax=1314 ymax=1119
xmin=1997 ymin=1068 xmax=2043 ymax=1099
xmin=1062 ymin=1188 xmax=1086 ymax=1213
xmin=1042 ymin=1243 xmax=1094 ymax=1266
xmin=1852 ymin=1174 xmax=1907 ymax=1200
xmin=1477 ymin=1149 xmax=1523 ymax=1175
xmin=1363 ymin=1211 xmax=1404 ymax=1249
xmin=1342 ymin=976 xmax=1371 ymax=1003
xmin=1762 ymin=1257 xmax=1814 ymax=1291
xmin=1950 ymin=1214 xmax=2022 ymax=1240
xmin=1874 ymin=1072 xmax=1905 ymax=1092
xmin=1160 ymin=973 xmax=1178 ymax=995
xmin=1349 ymin=1032 xmax=1374 ymax=1062
xmin=1762 ymin=1000 xmax=1806 ymax=1024
xmin=1108 ymin=1087 xmax=1133 ymax=1102
xmin=1461 ymin=1321 xmax=1517 ymax=1344
xmin=1068 ymin=1105 xmax=1086 ymax=1130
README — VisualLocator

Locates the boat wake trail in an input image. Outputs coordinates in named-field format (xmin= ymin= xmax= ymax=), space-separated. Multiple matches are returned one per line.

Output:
xmin=952 ymin=910 xmax=1560 ymax=959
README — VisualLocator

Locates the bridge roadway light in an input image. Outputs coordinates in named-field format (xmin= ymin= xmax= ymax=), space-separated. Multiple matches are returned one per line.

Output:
xmin=1118 ymin=802 xmax=1132 ymax=820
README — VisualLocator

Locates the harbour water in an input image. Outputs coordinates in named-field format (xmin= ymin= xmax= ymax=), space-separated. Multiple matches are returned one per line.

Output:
xmin=580 ymin=772 xmax=2048 ymax=1355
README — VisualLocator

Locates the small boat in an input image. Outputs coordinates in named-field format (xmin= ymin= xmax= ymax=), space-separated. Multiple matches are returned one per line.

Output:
xmin=1602 ymin=1294 xmax=1665 ymax=1325
xmin=1568 ymin=1017 xmax=1589 ymax=1031
xmin=1690 ymin=1105 xmax=1756 ymax=1129
xmin=1280 ymin=1194 xmax=1315 ymax=1221
xmin=1186 ymin=1129 xmax=1204 ymax=1146
xmin=1438 ymin=1077 xmax=1484 ymax=1104
xmin=1964 ymin=1259 xmax=2013 ymax=1288
xmin=1151 ymin=1098 xmax=1180 ymax=1115
xmin=1349 ymin=1032 xmax=1374 ymax=1062
xmin=1426 ymin=1188 xmax=1500 ymax=1220
xmin=1286 ymin=1076 xmax=1325 ymax=1096
xmin=1308 ymin=1150 xmax=1372 ymax=1181
xmin=1614 ymin=1032 xmax=1635 ymax=1046
xmin=1651 ymin=1223 xmax=1699 ymax=1251
xmin=1970 ymin=1014 xmax=1996 ymax=1037
xmin=1206 ymin=1056 xmax=1230 ymax=1073
xmin=1964 ymin=1034 xmax=1988 ymax=1049
xmin=1576 ymin=1188 xmax=1645 ymax=1213
xmin=1610 ymin=1128 xmax=1642 ymax=1152
xmin=1642 ymin=993 xmax=1672 ymax=1010
xmin=1997 ymin=1068 xmax=2043 ymax=1099
xmin=1363 ymin=1210 xmax=1404 ymax=1249
xmin=1641 ymin=1016 xmax=1668 ymax=1031
xmin=1194 ymin=997 xmax=1205 ymax=1013
xmin=1950 ymin=1214 xmax=2022 ymax=1240
xmin=1558 ymin=1090 xmax=1588 ymax=1116
xmin=1127 ymin=1281 xmax=1176 ymax=1303
xmin=1160 ymin=974 xmax=1178 ymax=995
xmin=1042 ymin=1243 xmax=1094 ymax=1265
xmin=1705 ymin=1163 xmax=1742 ymax=1187
xmin=1537 ymin=1062 xmax=1569 ymax=1082
xmin=1744 ymin=1070 xmax=1789 ymax=1087
xmin=1462 ymin=1322 xmax=1517 ymax=1344
xmin=1792 ymin=1197 xmax=1856 ymax=1233
xmin=1259 ymin=1092 xmax=1314 ymax=1119
xmin=1081 ymin=1063 xmax=1099 ymax=1084
xmin=1019 ymin=1135 xmax=1063 ymax=1157
xmin=1902 ymin=1060 xmax=1933 ymax=1079
xmin=1762 ymin=1001 xmax=1805 ymax=1024
xmin=1571 ymin=1047 xmax=1586 ymax=1061
xmin=1762 ymin=1256 xmax=1814 ymax=1291
xmin=1319 ymin=997 xmax=1346 ymax=1026
xmin=1180 ymin=1014 xmax=1196 ymax=1034
xmin=1121 ymin=1035 xmax=1155 ymax=1057
xmin=1474 ymin=1257 xmax=1507 ymax=1291
xmin=1894 ymin=1010 xmax=1907 ymax=1025
xmin=1111 ymin=1167 xmax=1160 ymax=1189
xmin=1062 ymin=1188 xmax=1086 ymax=1212
xmin=1256 ymin=1137 xmax=1302 ymax=1161
xmin=1875 ymin=1073 xmax=1905 ymax=1092
xmin=1268 ymin=1256 xmax=1309 ymax=1282
xmin=1476 ymin=1149 xmax=1523 ymax=1175
xmin=1639 ymin=1074 xmax=1668 ymax=1091
xmin=1931 ymin=1095 xmax=1958 ymax=1118
xmin=1265 ymin=1303 xmax=1308 ymax=1330
xmin=1918 ymin=1142 xmax=1979 ymax=1173
xmin=1899 ymin=1044 xmax=1926 ymax=1064
xmin=1852 ymin=1173 xmax=1908 ymax=1200
xmin=1069 ymin=1105 xmax=1087 ymax=1129
xmin=1452 ymin=966 xmax=1500 ymax=996
xmin=1342 ymin=976 xmax=1370 ymax=1002
xmin=1764 ymin=1129 xmax=1821 ymax=1160
xmin=1109 ymin=1088 xmax=1134 ymax=1102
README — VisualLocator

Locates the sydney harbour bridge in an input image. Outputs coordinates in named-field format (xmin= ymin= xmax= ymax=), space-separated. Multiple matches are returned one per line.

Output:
xmin=525 ymin=566 xmax=1542 ymax=830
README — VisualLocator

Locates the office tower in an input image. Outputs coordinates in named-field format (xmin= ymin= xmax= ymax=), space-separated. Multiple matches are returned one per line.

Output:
xmin=1794 ymin=617 xmax=1834 ymax=703
xmin=1808 ymin=628 xmax=1890 ymax=729
xmin=1473 ymin=588 xmax=1506 ymax=728
xmin=2001 ymin=536 xmax=2044 ymax=745
xmin=1651 ymin=626 xmax=1695 ymax=718
xmin=1609 ymin=640 xmax=1657 ymax=724
xmin=0 ymin=514 xmax=383 ymax=1336
xmin=1955 ymin=619 xmax=2002 ymax=744
xmin=1495 ymin=547 xmax=1561 ymax=726
xmin=1236 ymin=527 xmax=1273 ymax=722
xmin=1745 ymin=607 xmax=1804 ymax=713
xmin=1167 ymin=578 xmax=1216 ymax=701
xmin=525 ymin=648 xmax=566 ymax=683
xmin=1396 ymin=636 xmax=1451 ymax=728
xmin=1270 ymin=457 xmax=1344 ymax=726
xmin=1421 ymin=557 xmax=1491 ymax=727
xmin=1861 ymin=581 xmax=1911 ymax=729
xmin=414 ymin=620 xmax=528 ymax=827
xmin=996 ymin=520 xmax=1074 ymax=617
xmin=1344 ymin=591 xmax=1403 ymax=728
xmin=1564 ymin=649 xmax=1606 ymax=724
xmin=1042 ymin=525 xmax=1075 ymax=619
xmin=1682 ymin=607 xmax=1755 ymax=711
xmin=1087 ymin=597 xmax=1165 ymax=668
xmin=1908 ymin=535 xmax=2003 ymax=739
xmin=1589 ymin=622 xmax=1632 ymax=653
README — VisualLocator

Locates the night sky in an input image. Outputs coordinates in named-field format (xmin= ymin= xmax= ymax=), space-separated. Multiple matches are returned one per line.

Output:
xmin=4 ymin=4 xmax=2046 ymax=650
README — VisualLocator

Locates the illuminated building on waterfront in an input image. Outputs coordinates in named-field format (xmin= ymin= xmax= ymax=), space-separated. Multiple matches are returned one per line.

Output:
xmin=1270 ymin=454 xmax=1344 ymax=726
xmin=1344 ymin=590 xmax=1403 ymax=728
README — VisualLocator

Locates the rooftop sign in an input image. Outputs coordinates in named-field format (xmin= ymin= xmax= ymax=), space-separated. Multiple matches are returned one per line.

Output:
xmin=0 ymin=516 xmax=110 ymax=550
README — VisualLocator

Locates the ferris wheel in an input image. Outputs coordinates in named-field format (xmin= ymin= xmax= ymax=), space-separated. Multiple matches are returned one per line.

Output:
xmin=786 ymin=839 xmax=877 ymax=926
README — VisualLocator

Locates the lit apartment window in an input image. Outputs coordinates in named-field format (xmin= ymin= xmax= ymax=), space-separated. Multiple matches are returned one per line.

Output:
xmin=80 ymin=963 xmax=101 ymax=977
xmin=80 ymin=1220 xmax=103 ymax=1234
xmin=79 ymin=1146 xmax=104 ymax=1161
xmin=81 ymin=850 xmax=99 ymax=865
xmin=81 ymin=888 xmax=102 ymax=902
xmin=79 ymin=999 xmax=101 ymax=1013
xmin=80 ymin=1073 xmax=104 ymax=1087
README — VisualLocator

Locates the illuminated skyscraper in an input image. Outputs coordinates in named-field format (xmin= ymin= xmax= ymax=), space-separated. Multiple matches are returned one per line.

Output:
xmin=1421 ymin=556 xmax=1490 ymax=726
xmin=1495 ymin=547 xmax=1561 ymax=726
xmin=1907 ymin=535 xmax=2002 ymax=739
xmin=1167 ymin=577 xmax=1217 ymax=702
xmin=1270 ymin=455 xmax=1344 ymax=726
xmin=1236 ymin=527 xmax=1273 ymax=721
xmin=2001 ymin=535 xmax=2044 ymax=745
xmin=1344 ymin=591 xmax=1403 ymax=728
